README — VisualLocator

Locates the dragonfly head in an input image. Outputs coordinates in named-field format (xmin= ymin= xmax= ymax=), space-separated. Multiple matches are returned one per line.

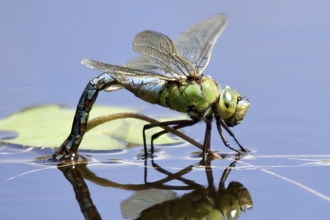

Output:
xmin=217 ymin=86 xmax=250 ymax=127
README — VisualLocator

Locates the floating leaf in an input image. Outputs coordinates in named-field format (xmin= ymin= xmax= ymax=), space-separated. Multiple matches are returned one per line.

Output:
xmin=0 ymin=105 xmax=185 ymax=150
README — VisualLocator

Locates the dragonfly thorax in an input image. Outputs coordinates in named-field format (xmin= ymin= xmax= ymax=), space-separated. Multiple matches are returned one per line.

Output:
xmin=156 ymin=75 xmax=221 ymax=121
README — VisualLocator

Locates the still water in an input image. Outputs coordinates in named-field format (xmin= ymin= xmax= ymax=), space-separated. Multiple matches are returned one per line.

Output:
xmin=1 ymin=1 xmax=330 ymax=219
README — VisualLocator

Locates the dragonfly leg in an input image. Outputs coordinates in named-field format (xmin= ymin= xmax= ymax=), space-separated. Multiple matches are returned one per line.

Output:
xmin=202 ymin=118 xmax=212 ymax=161
xmin=220 ymin=120 xmax=246 ymax=152
xmin=52 ymin=73 xmax=115 ymax=161
xmin=142 ymin=119 xmax=196 ymax=158
xmin=216 ymin=118 xmax=243 ymax=154
xmin=219 ymin=158 xmax=239 ymax=189
xmin=149 ymin=120 xmax=197 ymax=154
xmin=203 ymin=159 xmax=215 ymax=190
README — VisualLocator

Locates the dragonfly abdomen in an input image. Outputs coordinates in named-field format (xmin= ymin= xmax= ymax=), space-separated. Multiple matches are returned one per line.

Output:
xmin=111 ymin=74 xmax=167 ymax=104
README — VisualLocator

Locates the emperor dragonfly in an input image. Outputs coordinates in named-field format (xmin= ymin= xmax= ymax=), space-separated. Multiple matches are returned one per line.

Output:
xmin=52 ymin=14 xmax=250 ymax=161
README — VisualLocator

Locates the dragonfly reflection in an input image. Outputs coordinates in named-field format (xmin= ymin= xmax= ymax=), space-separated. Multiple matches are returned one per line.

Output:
xmin=57 ymin=157 xmax=253 ymax=219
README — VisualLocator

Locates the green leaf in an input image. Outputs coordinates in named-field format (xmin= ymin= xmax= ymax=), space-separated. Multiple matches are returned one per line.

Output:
xmin=0 ymin=105 xmax=184 ymax=150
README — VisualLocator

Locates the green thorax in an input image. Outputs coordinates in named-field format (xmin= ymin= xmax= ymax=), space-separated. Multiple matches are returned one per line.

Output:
xmin=158 ymin=75 xmax=220 ymax=119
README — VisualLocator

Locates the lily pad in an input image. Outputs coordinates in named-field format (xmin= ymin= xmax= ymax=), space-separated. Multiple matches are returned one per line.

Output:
xmin=0 ymin=105 xmax=185 ymax=150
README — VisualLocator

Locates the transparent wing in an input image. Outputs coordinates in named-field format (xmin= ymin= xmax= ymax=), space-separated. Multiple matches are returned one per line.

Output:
xmin=174 ymin=14 xmax=227 ymax=75
xmin=81 ymin=58 xmax=178 ymax=81
xmin=123 ymin=55 xmax=186 ymax=81
xmin=121 ymin=189 xmax=178 ymax=219
xmin=82 ymin=15 xmax=226 ymax=80
xmin=133 ymin=31 xmax=196 ymax=77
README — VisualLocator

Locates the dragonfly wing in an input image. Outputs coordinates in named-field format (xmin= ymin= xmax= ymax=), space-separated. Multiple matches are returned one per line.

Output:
xmin=82 ymin=58 xmax=170 ymax=102
xmin=82 ymin=58 xmax=176 ymax=81
xmin=174 ymin=14 xmax=227 ymax=74
xmin=124 ymin=55 xmax=186 ymax=81
xmin=121 ymin=189 xmax=178 ymax=219
xmin=133 ymin=31 xmax=196 ymax=77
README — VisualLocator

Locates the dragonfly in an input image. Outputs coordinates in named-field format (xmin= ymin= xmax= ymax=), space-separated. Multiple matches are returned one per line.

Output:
xmin=52 ymin=14 xmax=250 ymax=161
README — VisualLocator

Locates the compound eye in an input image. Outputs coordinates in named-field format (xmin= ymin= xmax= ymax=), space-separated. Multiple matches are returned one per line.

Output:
xmin=218 ymin=88 xmax=238 ymax=119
